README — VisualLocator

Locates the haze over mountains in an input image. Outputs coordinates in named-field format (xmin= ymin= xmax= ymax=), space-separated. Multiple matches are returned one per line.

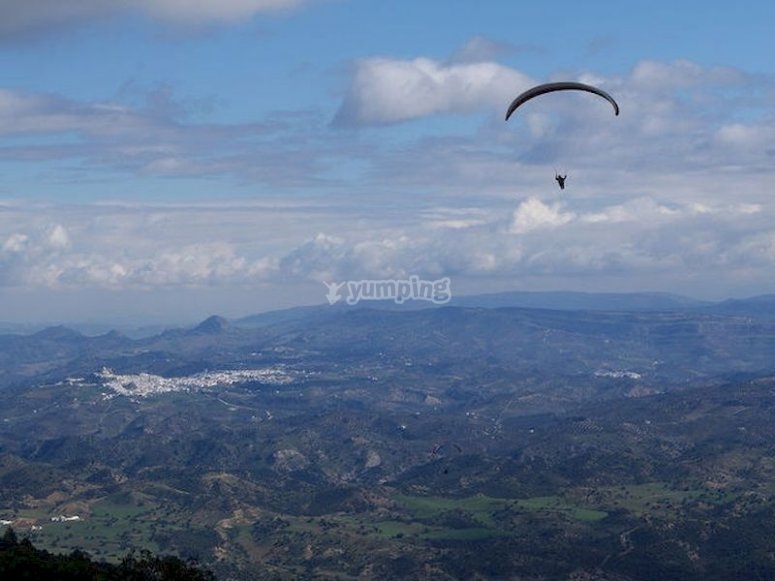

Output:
xmin=2 ymin=290 xmax=775 ymax=391
xmin=3 ymin=290 xmax=773 ymax=338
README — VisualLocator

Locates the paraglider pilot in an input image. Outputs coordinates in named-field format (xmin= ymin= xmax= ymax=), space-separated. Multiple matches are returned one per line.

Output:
xmin=555 ymin=173 xmax=567 ymax=190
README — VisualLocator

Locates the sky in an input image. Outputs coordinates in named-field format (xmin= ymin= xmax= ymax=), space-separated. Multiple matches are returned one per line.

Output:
xmin=0 ymin=0 xmax=774 ymax=326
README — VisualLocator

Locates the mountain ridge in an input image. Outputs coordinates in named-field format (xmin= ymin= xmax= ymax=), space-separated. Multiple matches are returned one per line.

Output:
xmin=6 ymin=290 xmax=775 ymax=339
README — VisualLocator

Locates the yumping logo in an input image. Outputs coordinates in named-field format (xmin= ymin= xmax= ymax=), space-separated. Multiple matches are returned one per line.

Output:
xmin=324 ymin=275 xmax=451 ymax=306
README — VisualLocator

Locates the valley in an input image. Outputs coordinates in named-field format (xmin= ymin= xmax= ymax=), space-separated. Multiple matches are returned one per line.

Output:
xmin=1 ymin=297 xmax=775 ymax=579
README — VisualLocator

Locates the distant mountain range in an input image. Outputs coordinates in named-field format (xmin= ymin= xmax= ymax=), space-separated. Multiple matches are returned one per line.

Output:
xmin=234 ymin=290 xmax=775 ymax=329
xmin=1 ymin=291 xmax=775 ymax=396
xmin=2 ymin=290 xmax=775 ymax=338
xmin=448 ymin=290 xmax=713 ymax=311
xmin=213 ymin=290 xmax=775 ymax=326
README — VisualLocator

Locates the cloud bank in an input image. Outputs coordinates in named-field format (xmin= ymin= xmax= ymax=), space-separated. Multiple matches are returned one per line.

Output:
xmin=1 ymin=40 xmax=775 ymax=319
xmin=1 ymin=195 xmax=773 ymax=301
xmin=0 ymin=0 xmax=313 ymax=39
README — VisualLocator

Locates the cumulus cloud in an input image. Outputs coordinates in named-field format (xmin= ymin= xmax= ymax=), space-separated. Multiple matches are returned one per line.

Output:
xmin=333 ymin=57 xmax=533 ymax=126
xmin=2 ymin=233 xmax=29 ymax=254
xmin=0 ymin=223 xmax=72 ymax=285
xmin=0 ymin=205 xmax=287 ymax=289
xmin=1 ymin=193 xmax=775 ymax=307
xmin=267 ymin=194 xmax=775 ymax=288
xmin=5 ymin=237 xmax=277 ymax=289
xmin=509 ymin=198 xmax=575 ymax=234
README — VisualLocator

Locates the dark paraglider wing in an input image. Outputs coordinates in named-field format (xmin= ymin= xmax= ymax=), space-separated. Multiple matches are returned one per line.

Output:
xmin=505 ymin=81 xmax=620 ymax=121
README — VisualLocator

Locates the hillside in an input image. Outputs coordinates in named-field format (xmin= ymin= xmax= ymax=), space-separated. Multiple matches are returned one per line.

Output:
xmin=1 ymin=299 xmax=775 ymax=578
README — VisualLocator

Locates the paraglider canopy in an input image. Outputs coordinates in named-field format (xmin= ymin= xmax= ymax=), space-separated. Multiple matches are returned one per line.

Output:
xmin=504 ymin=82 xmax=620 ymax=189
xmin=505 ymin=81 xmax=620 ymax=121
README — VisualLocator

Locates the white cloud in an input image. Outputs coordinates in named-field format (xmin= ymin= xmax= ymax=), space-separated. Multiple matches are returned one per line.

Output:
xmin=46 ymin=224 xmax=70 ymax=249
xmin=2 ymin=233 xmax=28 ymax=254
xmin=509 ymin=198 xmax=575 ymax=234
xmin=1 ymin=192 xmax=775 ymax=318
xmin=333 ymin=57 xmax=533 ymax=125
xmin=580 ymin=198 xmax=679 ymax=224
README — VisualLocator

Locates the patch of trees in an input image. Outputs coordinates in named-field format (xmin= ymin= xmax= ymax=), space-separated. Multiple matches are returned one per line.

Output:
xmin=0 ymin=527 xmax=215 ymax=580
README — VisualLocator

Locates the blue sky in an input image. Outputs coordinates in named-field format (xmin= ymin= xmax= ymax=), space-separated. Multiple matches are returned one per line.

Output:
xmin=1 ymin=0 xmax=774 ymax=325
